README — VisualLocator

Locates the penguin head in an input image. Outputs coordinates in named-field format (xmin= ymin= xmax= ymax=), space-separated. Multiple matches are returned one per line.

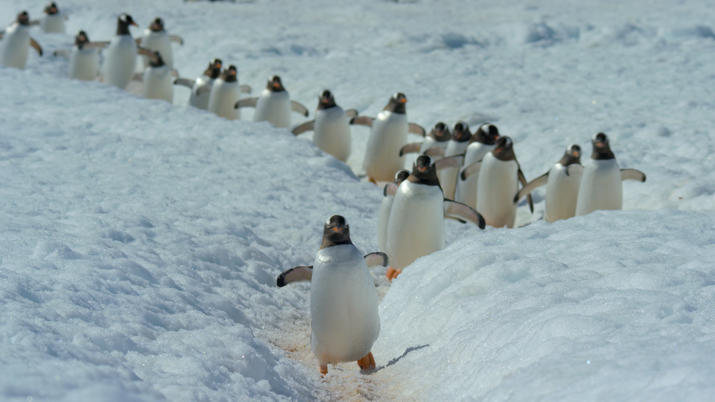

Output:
xmin=222 ymin=65 xmax=238 ymax=82
xmin=560 ymin=144 xmax=582 ymax=166
xmin=394 ymin=169 xmax=410 ymax=184
xmin=149 ymin=17 xmax=165 ymax=32
xmin=493 ymin=136 xmax=516 ymax=161
xmin=206 ymin=58 xmax=222 ymax=78
xmin=44 ymin=2 xmax=59 ymax=15
xmin=321 ymin=215 xmax=352 ymax=248
xmin=384 ymin=92 xmax=407 ymax=114
xmin=413 ymin=155 xmax=436 ymax=177
xmin=473 ymin=123 xmax=500 ymax=145
xmin=17 ymin=11 xmax=30 ymax=25
xmin=430 ymin=122 xmax=452 ymax=142
xmin=75 ymin=30 xmax=90 ymax=48
xmin=591 ymin=132 xmax=615 ymax=160
xmin=267 ymin=75 xmax=285 ymax=92
xmin=452 ymin=121 xmax=471 ymax=142
xmin=148 ymin=51 xmax=165 ymax=67
xmin=318 ymin=89 xmax=337 ymax=109
xmin=117 ymin=13 xmax=137 ymax=35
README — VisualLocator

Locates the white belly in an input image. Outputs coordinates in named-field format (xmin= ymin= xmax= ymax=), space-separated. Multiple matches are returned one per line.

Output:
xmin=544 ymin=164 xmax=582 ymax=222
xmin=310 ymin=245 xmax=380 ymax=364
xmin=253 ymin=90 xmax=291 ymax=128
xmin=1 ymin=25 xmax=30 ymax=69
xmin=189 ymin=76 xmax=213 ymax=110
xmin=313 ymin=107 xmax=351 ymax=162
xmin=142 ymin=66 xmax=173 ymax=102
xmin=208 ymin=80 xmax=239 ymax=120
xmin=386 ymin=181 xmax=445 ymax=270
xmin=477 ymin=153 xmax=518 ymax=228
xmin=101 ymin=35 xmax=137 ymax=89
xmin=455 ymin=143 xmax=494 ymax=209
xmin=141 ymin=31 xmax=173 ymax=69
xmin=363 ymin=111 xmax=407 ymax=182
xmin=437 ymin=140 xmax=469 ymax=199
xmin=576 ymin=159 xmax=622 ymax=216
xmin=376 ymin=194 xmax=395 ymax=253
xmin=41 ymin=14 xmax=65 ymax=34
xmin=69 ymin=47 xmax=99 ymax=81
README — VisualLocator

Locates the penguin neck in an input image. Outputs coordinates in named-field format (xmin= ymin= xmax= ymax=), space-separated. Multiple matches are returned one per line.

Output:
xmin=493 ymin=146 xmax=515 ymax=162
xmin=431 ymin=130 xmax=451 ymax=142
xmin=320 ymin=236 xmax=352 ymax=249
xmin=559 ymin=153 xmax=581 ymax=166
xmin=223 ymin=74 xmax=237 ymax=83
xmin=117 ymin=22 xmax=132 ymax=36
xmin=318 ymin=100 xmax=337 ymax=110
xmin=384 ymin=101 xmax=406 ymax=114
xmin=407 ymin=172 xmax=442 ymax=191
xmin=591 ymin=145 xmax=615 ymax=160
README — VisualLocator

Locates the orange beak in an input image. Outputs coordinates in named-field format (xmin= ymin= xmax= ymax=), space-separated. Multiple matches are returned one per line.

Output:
xmin=272 ymin=82 xmax=281 ymax=89
xmin=331 ymin=226 xmax=341 ymax=232
xmin=399 ymin=97 xmax=407 ymax=103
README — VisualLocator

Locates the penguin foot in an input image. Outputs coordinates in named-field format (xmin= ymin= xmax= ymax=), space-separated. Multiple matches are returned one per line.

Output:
xmin=386 ymin=267 xmax=402 ymax=281
xmin=319 ymin=364 xmax=328 ymax=376
xmin=357 ymin=352 xmax=376 ymax=372
xmin=368 ymin=177 xmax=377 ymax=185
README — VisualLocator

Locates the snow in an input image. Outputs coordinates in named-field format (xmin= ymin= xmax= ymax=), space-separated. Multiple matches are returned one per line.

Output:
xmin=1 ymin=0 xmax=714 ymax=400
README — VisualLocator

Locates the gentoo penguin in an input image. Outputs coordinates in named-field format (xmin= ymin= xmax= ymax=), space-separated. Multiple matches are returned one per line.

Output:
xmin=399 ymin=122 xmax=452 ymax=160
xmin=276 ymin=215 xmax=386 ymax=376
xmin=235 ymin=75 xmax=309 ymax=128
xmin=385 ymin=155 xmax=485 ymax=280
xmin=138 ymin=17 xmax=183 ymax=70
xmin=68 ymin=30 xmax=100 ymax=81
xmin=0 ymin=11 xmax=43 ymax=69
xmin=462 ymin=136 xmax=533 ymax=228
xmin=100 ymin=13 xmax=139 ymax=89
xmin=514 ymin=144 xmax=583 ymax=222
xmin=437 ymin=121 xmax=472 ymax=199
xmin=207 ymin=65 xmax=241 ymax=120
xmin=351 ymin=93 xmax=426 ymax=183
xmin=377 ymin=169 xmax=410 ymax=253
xmin=292 ymin=90 xmax=358 ymax=162
xmin=454 ymin=123 xmax=500 ymax=209
xmin=38 ymin=2 xmax=66 ymax=33
xmin=141 ymin=51 xmax=173 ymax=102
xmin=575 ymin=133 xmax=646 ymax=216
xmin=175 ymin=58 xmax=219 ymax=109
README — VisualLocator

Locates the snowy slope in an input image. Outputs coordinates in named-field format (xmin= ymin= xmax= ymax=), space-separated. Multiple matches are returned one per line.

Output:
xmin=1 ymin=0 xmax=714 ymax=400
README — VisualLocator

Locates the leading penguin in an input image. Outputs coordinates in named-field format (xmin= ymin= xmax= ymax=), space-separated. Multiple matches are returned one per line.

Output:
xmin=1 ymin=11 xmax=43 ymax=69
xmin=515 ymin=144 xmax=583 ymax=222
xmin=454 ymin=123 xmax=500 ymax=209
xmin=575 ymin=133 xmax=646 ymax=216
xmin=100 ymin=13 xmax=140 ymax=89
xmin=351 ymin=93 xmax=426 ymax=183
xmin=292 ymin=90 xmax=358 ymax=162
xmin=385 ymin=155 xmax=485 ymax=280
xmin=276 ymin=215 xmax=387 ymax=376
xmin=235 ymin=75 xmax=309 ymax=128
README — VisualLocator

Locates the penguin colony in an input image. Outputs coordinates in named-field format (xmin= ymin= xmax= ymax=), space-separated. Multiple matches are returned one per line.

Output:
xmin=1 ymin=4 xmax=648 ymax=377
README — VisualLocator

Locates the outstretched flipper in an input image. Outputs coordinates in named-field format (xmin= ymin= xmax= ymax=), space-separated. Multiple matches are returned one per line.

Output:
xmin=620 ymin=168 xmax=646 ymax=182
xmin=364 ymin=252 xmax=388 ymax=268
xmin=444 ymin=199 xmax=486 ymax=229
xmin=276 ymin=265 xmax=313 ymax=287
xmin=350 ymin=115 xmax=374 ymax=127
xmin=29 ymin=38 xmax=43 ymax=56
xmin=345 ymin=109 xmax=358 ymax=119
xmin=516 ymin=166 xmax=534 ymax=213
xmin=174 ymin=77 xmax=194 ymax=88
xmin=435 ymin=154 xmax=464 ymax=171
xmin=52 ymin=49 xmax=70 ymax=58
xmin=291 ymin=100 xmax=309 ymax=117
xmin=136 ymin=46 xmax=153 ymax=57
xmin=460 ymin=161 xmax=482 ymax=181
xmin=408 ymin=122 xmax=426 ymax=137
xmin=514 ymin=171 xmax=548 ymax=203
xmin=424 ymin=146 xmax=446 ymax=158
xmin=239 ymin=84 xmax=252 ymax=94
xmin=291 ymin=120 xmax=315 ymax=136
xmin=383 ymin=182 xmax=398 ymax=197
xmin=399 ymin=142 xmax=422 ymax=157
xmin=234 ymin=97 xmax=258 ymax=109
xmin=84 ymin=41 xmax=109 ymax=49
xmin=169 ymin=34 xmax=184 ymax=45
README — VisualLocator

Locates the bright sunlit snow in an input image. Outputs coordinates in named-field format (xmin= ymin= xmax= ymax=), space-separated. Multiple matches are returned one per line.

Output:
xmin=1 ymin=0 xmax=714 ymax=400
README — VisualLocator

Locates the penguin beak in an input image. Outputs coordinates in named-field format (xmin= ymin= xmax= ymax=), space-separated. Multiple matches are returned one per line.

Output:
xmin=417 ymin=166 xmax=428 ymax=172
xmin=130 ymin=21 xmax=138 ymax=27
xmin=331 ymin=226 xmax=341 ymax=233
xmin=272 ymin=82 xmax=281 ymax=89
xmin=399 ymin=97 xmax=407 ymax=104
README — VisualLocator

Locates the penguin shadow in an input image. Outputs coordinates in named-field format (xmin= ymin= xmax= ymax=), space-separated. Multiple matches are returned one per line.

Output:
xmin=369 ymin=344 xmax=430 ymax=374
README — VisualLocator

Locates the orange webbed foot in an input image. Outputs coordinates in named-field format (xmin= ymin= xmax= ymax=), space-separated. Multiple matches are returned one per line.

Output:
xmin=319 ymin=364 xmax=328 ymax=376
xmin=386 ymin=267 xmax=402 ymax=281
xmin=368 ymin=177 xmax=377 ymax=185
xmin=357 ymin=352 xmax=376 ymax=372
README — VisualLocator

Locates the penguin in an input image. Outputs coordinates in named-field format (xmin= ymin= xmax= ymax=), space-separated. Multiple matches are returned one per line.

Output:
xmin=68 ymin=30 xmax=100 ymax=81
xmin=462 ymin=136 xmax=533 ymax=228
xmin=141 ymin=51 xmax=173 ymax=102
xmin=137 ymin=17 xmax=183 ymax=70
xmin=275 ymin=215 xmax=387 ymax=376
xmin=436 ymin=121 xmax=472 ymax=200
xmin=291 ymin=90 xmax=358 ymax=162
xmin=399 ymin=122 xmax=452 ymax=160
xmin=575 ymin=133 xmax=646 ymax=216
xmin=514 ymin=144 xmax=583 ymax=222
xmin=0 ymin=11 xmax=43 ymax=69
xmin=100 ymin=13 xmax=140 ymax=89
xmin=377 ymin=170 xmax=410 ymax=253
xmin=385 ymin=155 xmax=485 ymax=280
xmin=235 ymin=75 xmax=309 ymax=128
xmin=454 ymin=123 xmax=500 ymax=209
xmin=351 ymin=93 xmax=426 ymax=183
xmin=39 ymin=2 xmax=66 ymax=34
xmin=207 ymin=65 xmax=241 ymax=120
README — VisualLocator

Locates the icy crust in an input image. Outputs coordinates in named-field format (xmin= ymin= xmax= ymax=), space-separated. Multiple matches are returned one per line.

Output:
xmin=375 ymin=209 xmax=715 ymax=401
